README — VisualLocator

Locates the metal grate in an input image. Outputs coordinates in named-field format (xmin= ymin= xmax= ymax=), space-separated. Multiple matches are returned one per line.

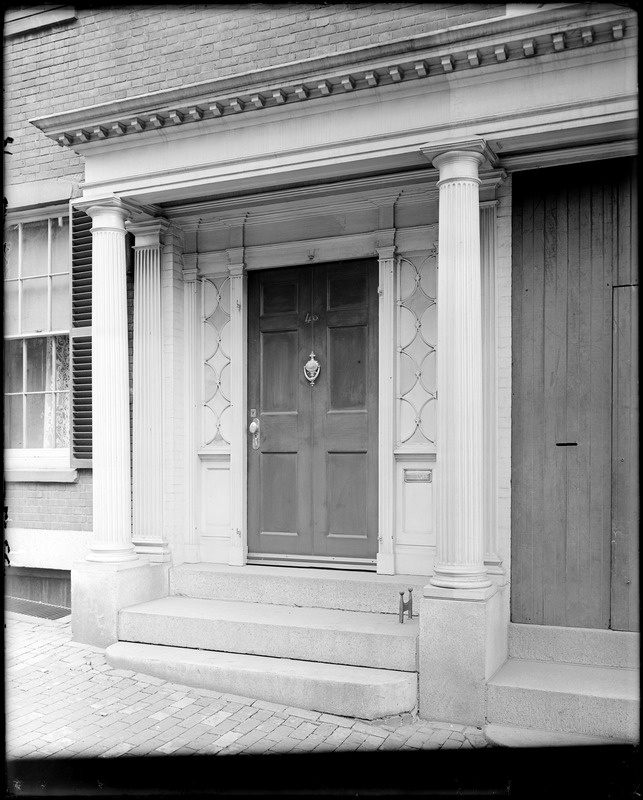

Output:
xmin=5 ymin=597 xmax=71 ymax=620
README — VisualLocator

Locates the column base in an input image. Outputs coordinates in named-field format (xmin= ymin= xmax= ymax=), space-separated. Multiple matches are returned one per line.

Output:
xmin=376 ymin=552 xmax=395 ymax=575
xmin=132 ymin=539 xmax=172 ymax=562
xmin=71 ymin=558 xmax=170 ymax=648
xmin=419 ymin=582 xmax=508 ymax=727
xmin=86 ymin=542 xmax=139 ymax=563
xmin=430 ymin=563 xmax=492 ymax=590
xmin=228 ymin=533 xmax=246 ymax=566
xmin=183 ymin=543 xmax=201 ymax=563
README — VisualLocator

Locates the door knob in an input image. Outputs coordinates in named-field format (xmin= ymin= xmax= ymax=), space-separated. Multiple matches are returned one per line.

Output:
xmin=249 ymin=418 xmax=260 ymax=450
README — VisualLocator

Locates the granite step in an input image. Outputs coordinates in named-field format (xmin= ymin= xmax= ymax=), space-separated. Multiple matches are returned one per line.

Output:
xmin=170 ymin=563 xmax=427 ymax=614
xmin=106 ymin=640 xmax=418 ymax=720
xmin=486 ymin=658 xmax=639 ymax=741
xmin=119 ymin=595 xmax=418 ymax=671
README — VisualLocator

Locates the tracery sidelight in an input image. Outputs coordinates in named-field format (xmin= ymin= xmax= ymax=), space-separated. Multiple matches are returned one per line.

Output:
xmin=202 ymin=275 xmax=231 ymax=447
xmin=397 ymin=250 xmax=437 ymax=447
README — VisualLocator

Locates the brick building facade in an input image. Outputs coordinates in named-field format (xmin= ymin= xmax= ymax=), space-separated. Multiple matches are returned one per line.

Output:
xmin=4 ymin=4 xmax=638 ymax=742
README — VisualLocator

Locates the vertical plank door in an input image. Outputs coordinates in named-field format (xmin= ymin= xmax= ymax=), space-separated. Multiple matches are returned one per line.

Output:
xmin=611 ymin=285 xmax=639 ymax=632
xmin=511 ymin=158 xmax=636 ymax=629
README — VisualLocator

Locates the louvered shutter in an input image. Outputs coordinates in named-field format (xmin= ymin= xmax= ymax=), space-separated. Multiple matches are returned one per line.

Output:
xmin=70 ymin=206 xmax=93 ymax=466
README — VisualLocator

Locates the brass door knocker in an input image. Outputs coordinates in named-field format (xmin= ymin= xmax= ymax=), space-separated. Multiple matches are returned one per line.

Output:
xmin=304 ymin=352 xmax=320 ymax=386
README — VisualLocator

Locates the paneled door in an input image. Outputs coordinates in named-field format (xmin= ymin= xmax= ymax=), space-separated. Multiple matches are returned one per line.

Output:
xmin=247 ymin=260 xmax=378 ymax=566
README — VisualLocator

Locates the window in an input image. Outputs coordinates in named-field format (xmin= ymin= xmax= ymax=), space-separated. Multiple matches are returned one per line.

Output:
xmin=4 ymin=215 xmax=71 ymax=470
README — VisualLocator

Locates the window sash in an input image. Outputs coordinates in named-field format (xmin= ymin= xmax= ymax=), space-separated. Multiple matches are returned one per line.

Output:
xmin=4 ymin=214 xmax=72 ymax=462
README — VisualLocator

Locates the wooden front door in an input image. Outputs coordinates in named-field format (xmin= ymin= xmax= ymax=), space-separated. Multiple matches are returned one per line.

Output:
xmin=247 ymin=260 xmax=378 ymax=566
xmin=511 ymin=157 xmax=639 ymax=631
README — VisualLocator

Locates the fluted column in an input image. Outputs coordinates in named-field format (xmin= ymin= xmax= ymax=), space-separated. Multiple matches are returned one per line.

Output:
xmin=228 ymin=255 xmax=247 ymax=566
xmin=429 ymin=145 xmax=491 ymax=589
xmin=128 ymin=219 xmax=170 ymax=561
xmin=86 ymin=200 xmax=137 ymax=562
xmin=183 ymin=258 xmax=201 ymax=563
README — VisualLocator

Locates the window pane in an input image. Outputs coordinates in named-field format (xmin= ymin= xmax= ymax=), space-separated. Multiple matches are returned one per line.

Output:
xmin=4 ymin=224 xmax=19 ymax=279
xmin=55 ymin=391 xmax=70 ymax=447
xmin=43 ymin=392 xmax=56 ymax=448
xmin=51 ymin=273 xmax=70 ymax=330
xmin=26 ymin=337 xmax=48 ymax=391
xmin=4 ymin=339 xmax=23 ymax=392
xmin=4 ymin=394 xmax=23 ymax=448
xmin=51 ymin=217 xmax=69 ymax=274
xmin=26 ymin=393 xmax=45 ymax=447
xmin=4 ymin=280 xmax=19 ymax=335
xmin=54 ymin=336 xmax=70 ymax=390
xmin=21 ymin=277 xmax=48 ymax=333
xmin=21 ymin=220 xmax=49 ymax=277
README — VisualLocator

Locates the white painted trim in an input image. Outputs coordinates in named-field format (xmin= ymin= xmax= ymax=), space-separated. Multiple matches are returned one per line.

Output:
xmin=4 ymin=468 xmax=77 ymax=483
xmin=4 ymin=449 xmax=71 ymax=471
xmin=377 ymin=247 xmax=397 ymax=575
xmin=5 ymin=527 xmax=91 ymax=571
xmin=228 ymin=261 xmax=247 ymax=566
xmin=395 ymin=544 xmax=435 ymax=577
xmin=183 ymin=268 xmax=201 ymax=563
xmin=194 ymin=226 xmax=440 ymax=277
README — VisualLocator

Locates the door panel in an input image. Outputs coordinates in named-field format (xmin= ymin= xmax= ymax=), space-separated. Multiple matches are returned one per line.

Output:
xmin=261 ymin=330 xmax=298 ymax=412
xmin=248 ymin=260 xmax=378 ymax=563
xmin=261 ymin=453 xmax=299 ymax=536
xmin=327 ymin=452 xmax=368 ymax=539
xmin=312 ymin=261 xmax=378 ymax=560
xmin=248 ymin=267 xmax=313 ymax=556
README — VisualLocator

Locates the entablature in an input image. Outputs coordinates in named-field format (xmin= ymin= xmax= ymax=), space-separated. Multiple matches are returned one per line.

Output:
xmin=30 ymin=5 xmax=635 ymax=152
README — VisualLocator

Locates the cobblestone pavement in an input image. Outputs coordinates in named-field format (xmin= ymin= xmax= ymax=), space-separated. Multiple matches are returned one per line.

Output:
xmin=5 ymin=613 xmax=489 ymax=760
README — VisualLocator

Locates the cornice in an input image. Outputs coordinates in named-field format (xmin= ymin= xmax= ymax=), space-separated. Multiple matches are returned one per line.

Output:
xmin=30 ymin=7 xmax=635 ymax=150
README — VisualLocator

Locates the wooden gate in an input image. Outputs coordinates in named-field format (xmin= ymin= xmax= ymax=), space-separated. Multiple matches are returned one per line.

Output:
xmin=511 ymin=157 xmax=638 ymax=630
xmin=247 ymin=260 xmax=378 ymax=567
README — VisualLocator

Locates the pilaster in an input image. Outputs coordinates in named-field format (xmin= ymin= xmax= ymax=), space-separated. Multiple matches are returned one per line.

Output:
xmin=183 ymin=256 xmax=201 ymax=563
xmin=377 ymin=244 xmax=397 ymax=575
xmin=228 ymin=253 xmax=247 ymax=566
xmin=480 ymin=202 xmax=503 ymax=574
xmin=128 ymin=219 xmax=171 ymax=562
xmin=85 ymin=199 xmax=137 ymax=563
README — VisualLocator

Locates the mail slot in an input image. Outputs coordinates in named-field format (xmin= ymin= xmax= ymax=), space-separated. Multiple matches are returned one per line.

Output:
xmin=404 ymin=470 xmax=432 ymax=483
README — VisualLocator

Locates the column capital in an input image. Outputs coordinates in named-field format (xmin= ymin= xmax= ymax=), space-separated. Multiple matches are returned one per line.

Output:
xmin=227 ymin=251 xmax=246 ymax=277
xmin=82 ymin=198 xmax=131 ymax=232
xmin=127 ymin=217 xmax=170 ymax=248
xmin=376 ymin=245 xmax=397 ymax=261
xmin=420 ymin=138 xmax=498 ymax=172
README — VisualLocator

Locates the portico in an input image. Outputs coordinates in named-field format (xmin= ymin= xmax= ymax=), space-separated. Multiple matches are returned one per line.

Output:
xmin=29 ymin=2 xmax=637 ymax=729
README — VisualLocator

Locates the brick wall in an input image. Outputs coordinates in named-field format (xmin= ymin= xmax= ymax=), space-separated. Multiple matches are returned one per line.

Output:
xmin=4 ymin=3 xmax=504 ymax=196
xmin=5 ymin=469 xmax=93 ymax=531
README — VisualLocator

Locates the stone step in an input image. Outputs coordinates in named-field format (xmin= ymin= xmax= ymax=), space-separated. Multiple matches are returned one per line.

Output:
xmin=170 ymin=563 xmax=427 ymax=614
xmin=487 ymin=658 xmax=640 ymax=741
xmin=484 ymin=723 xmax=632 ymax=748
xmin=106 ymin=641 xmax=418 ymax=720
xmin=508 ymin=623 xmax=640 ymax=669
xmin=119 ymin=596 xmax=418 ymax=671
